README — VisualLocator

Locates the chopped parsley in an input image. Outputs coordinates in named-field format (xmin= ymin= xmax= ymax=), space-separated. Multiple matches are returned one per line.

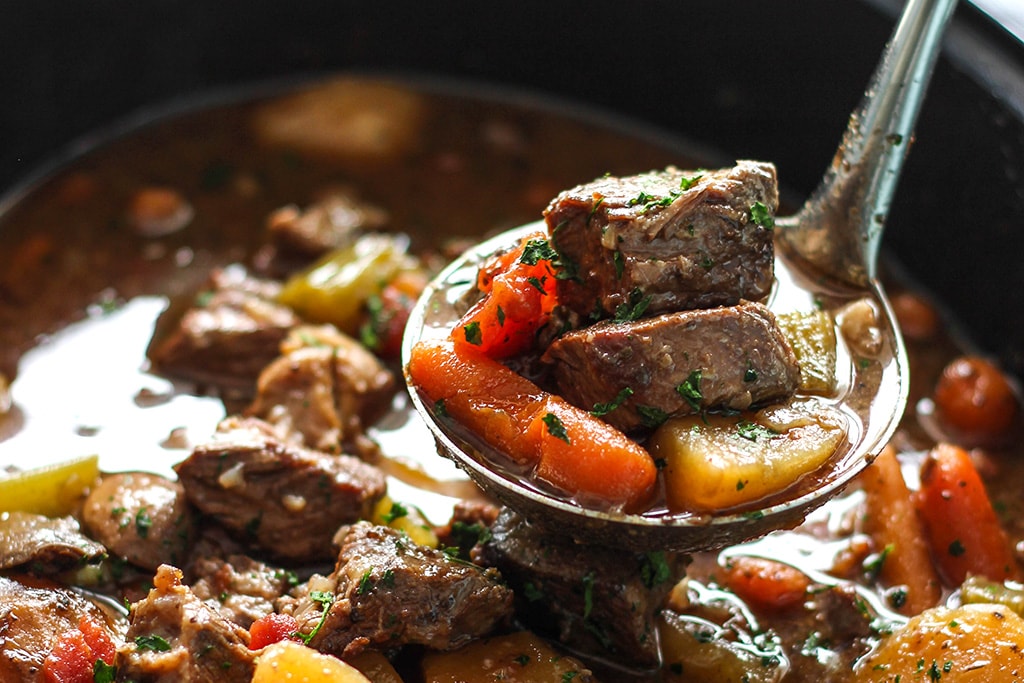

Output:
xmin=519 ymin=238 xmax=559 ymax=266
xmin=676 ymin=370 xmax=703 ymax=411
xmin=591 ymin=387 xmax=634 ymax=416
xmin=948 ymin=539 xmax=966 ymax=557
xmin=294 ymin=590 xmax=334 ymax=645
xmin=135 ymin=634 xmax=171 ymax=652
xmin=135 ymin=508 xmax=152 ymax=539
xmin=679 ymin=172 xmax=704 ymax=191
xmin=613 ymin=250 xmax=625 ymax=280
xmin=640 ymin=551 xmax=671 ymax=588
xmin=463 ymin=321 xmax=483 ymax=346
xmin=750 ymin=201 xmax=775 ymax=229
xmin=382 ymin=502 xmax=409 ymax=524
xmin=744 ymin=362 xmax=758 ymax=383
xmin=582 ymin=572 xmax=595 ymax=619
xmin=496 ymin=304 xmax=506 ymax=327
xmin=542 ymin=413 xmax=571 ymax=443
xmin=434 ymin=399 xmax=449 ymax=417
xmin=514 ymin=653 xmax=531 ymax=666
xmin=527 ymin=275 xmax=547 ymax=293
xmin=613 ymin=288 xmax=651 ymax=323
xmin=357 ymin=570 xmax=375 ymax=595
xmin=637 ymin=405 xmax=669 ymax=429
xmin=736 ymin=420 xmax=777 ymax=442
xmin=450 ymin=521 xmax=493 ymax=549
xmin=864 ymin=544 xmax=894 ymax=580
xmin=93 ymin=660 xmax=117 ymax=683
xmin=523 ymin=582 xmax=544 ymax=602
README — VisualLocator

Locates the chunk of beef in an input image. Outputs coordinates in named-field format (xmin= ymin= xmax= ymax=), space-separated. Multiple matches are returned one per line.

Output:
xmin=281 ymin=522 xmax=513 ymax=658
xmin=543 ymin=301 xmax=801 ymax=432
xmin=435 ymin=499 xmax=502 ymax=556
xmin=266 ymin=188 xmax=388 ymax=258
xmin=82 ymin=472 xmax=195 ymax=570
xmin=476 ymin=508 xmax=687 ymax=670
xmin=174 ymin=418 xmax=386 ymax=562
xmin=246 ymin=325 xmax=395 ymax=456
xmin=116 ymin=564 xmax=255 ymax=682
xmin=0 ymin=511 xmax=106 ymax=573
xmin=546 ymin=161 xmax=778 ymax=320
xmin=0 ymin=574 xmax=126 ymax=682
xmin=147 ymin=264 xmax=300 ymax=395
xmin=190 ymin=554 xmax=292 ymax=629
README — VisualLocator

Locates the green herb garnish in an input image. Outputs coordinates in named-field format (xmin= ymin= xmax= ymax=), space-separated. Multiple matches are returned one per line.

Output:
xmin=463 ymin=321 xmax=483 ymax=346
xmin=591 ymin=387 xmax=634 ymax=416
xmin=135 ymin=634 xmax=171 ymax=652
xmin=676 ymin=370 xmax=703 ymax=411
xmin=542 ymin=413 xmax=571 ymax=443
xmin=750 ymin=201 xmax=775 ymax=229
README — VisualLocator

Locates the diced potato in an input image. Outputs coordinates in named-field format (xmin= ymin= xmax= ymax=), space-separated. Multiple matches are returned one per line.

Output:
xmin=421 ymin=631 xmax=594 ymax=683
xmin=0 ymin=454 xmax=99 ymax=517
xmin=277 ymin=234 xmax=417 ymax=334
xmin=252 ymin=641 xmax=371 ymax=683
xmin=776 ymin=309 xmax=838 ymax=394
xmin=345 ymin=650 xmax=403 ymax=683
xmin=649 ymin=402 xmax=845 ymax=512
xmin=370 ymin=495 xmax=438 ymax=548
xmin=659 ymin=611 xmax=783 ymax=683
xmin=853 ymin=603 xmax=1024 ymax=682
xmin=252 ymin=78 xmax=425 ymax=165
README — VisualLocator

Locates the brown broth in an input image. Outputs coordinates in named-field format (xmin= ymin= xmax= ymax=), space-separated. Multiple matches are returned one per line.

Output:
xmin=1 ymin=75 xmax=1022 ymax=681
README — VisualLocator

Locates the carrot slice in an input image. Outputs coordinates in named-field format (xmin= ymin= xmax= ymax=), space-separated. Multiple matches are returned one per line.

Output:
xmin=916 ymin=443 xmax=1018 ymax=585
xmin=859 ymin=446 xmax=941 ymax=614
xmin=529 ymin=396 xmax=657 ymax=510
xmin=407 ymin=339 xmax=656 ymax=510
xmin=722 ymin=556 xmax=810 ymax=612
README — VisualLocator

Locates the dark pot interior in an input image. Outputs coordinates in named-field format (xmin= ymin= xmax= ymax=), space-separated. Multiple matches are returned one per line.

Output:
xmin=3 ymin=0 xmax=1023 ymax=377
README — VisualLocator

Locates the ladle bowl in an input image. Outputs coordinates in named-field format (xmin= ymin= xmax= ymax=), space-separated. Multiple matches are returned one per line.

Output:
xmin=402 ymin=0 xmax=954 ymax=552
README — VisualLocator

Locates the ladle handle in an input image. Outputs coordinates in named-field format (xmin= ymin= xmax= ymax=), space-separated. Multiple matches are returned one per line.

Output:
xmin=780 ymin=0 xmax=959 ymax=286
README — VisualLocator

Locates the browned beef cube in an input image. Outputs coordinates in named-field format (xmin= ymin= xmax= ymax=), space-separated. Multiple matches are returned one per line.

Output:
xmin=546 ymin=161 xmax=778 ymax=320
xmin=283 ymin=522 xmax=513 ymax=658
xmin=148 ymin=265 xmax=300 ymax=395
xmin=0 ymin=574 xmax=124 ymax=681
xmin=190 ymin=554 xmax=291 ymax=629
xmin=246 ymin=325 xmax=395 ymax=457
xmin=81 ymin=472 xmax=195 ymax=571
xmin=542 ymin=301 xmax=801 ymax=432
xmin=0 ymin=512 xmax=106 ymax=573
xmin=116 ymin=564 xmax=255 ymax=683
xmin=476 ymin=509 xmax=687 ymax=670
xmin=174 ymin=418 xmax=386 ymax=563
xmin=266 ymin=188 xmax=388 ymax=258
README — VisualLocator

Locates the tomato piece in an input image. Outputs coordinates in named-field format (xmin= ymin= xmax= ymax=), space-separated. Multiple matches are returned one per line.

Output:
xmin=916 ymin=443 xmax=1018 ymax=585
xmin=360 ymin=273 xmax=424 ymax=359
xmin=453 ymin=233 xmax=558 ymax=359
xmin=77 ymin=616 xmax=116 ymax=665
xmin=43 ymin=630 xmax=94 ymax=683
xmin=722 ymin=556 xmax=810 ymax=612
xmin=248 ymin=612 xmax=300 ymax=650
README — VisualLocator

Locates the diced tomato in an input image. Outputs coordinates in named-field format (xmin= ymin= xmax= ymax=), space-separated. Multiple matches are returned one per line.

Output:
xmin=77 ymin=615 xmax=116 ymax=666
xmin=453 ymin=232 xmax=558 ymax=359
xmin=248 ymin=612 xmax=300 ymax=650
xmin=361 ymin=271 xmax=425 ymax=359
xmin=42 ymin=616 xmax=116 ymax=683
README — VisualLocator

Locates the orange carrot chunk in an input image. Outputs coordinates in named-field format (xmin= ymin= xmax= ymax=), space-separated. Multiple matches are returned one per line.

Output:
xmin=529 ymin=396 xmax=657 ymax=511
xmin=408 ymin=339 xmax=656 ymax=510
xmin=916 ymin=443 xmax=1018 ymax=585
xmin=859 ymin=446 xmax=941 ymax=615
xmin=722 ymin=555 xmax=810 ymax=612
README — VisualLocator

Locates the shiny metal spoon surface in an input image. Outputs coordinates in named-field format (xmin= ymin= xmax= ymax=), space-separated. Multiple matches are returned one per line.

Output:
xmin=403 ymin=0 xmax=958 ymax=552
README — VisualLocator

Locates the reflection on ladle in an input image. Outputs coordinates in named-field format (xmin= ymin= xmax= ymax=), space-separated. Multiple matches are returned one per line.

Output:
xmin=402 ymin=0 xmax=958 ymax=552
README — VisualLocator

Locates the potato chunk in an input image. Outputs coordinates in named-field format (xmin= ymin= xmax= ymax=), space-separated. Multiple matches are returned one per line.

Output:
xmin=776 ymin=309 xmax=838 ymax=394
xmin=421 ymin=631 xmax=595 ymax=683
xmin=853 ymin=603 xmax=1024 ymax=682
xmin=252 ymin=641 xmax=370 ymax=683
xmin=649 ymin=401 xmax=845 ymax=511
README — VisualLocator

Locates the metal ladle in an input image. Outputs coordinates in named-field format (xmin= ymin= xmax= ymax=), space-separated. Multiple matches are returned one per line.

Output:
xmin=402 ymin=0 xmax=958 ymax=552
